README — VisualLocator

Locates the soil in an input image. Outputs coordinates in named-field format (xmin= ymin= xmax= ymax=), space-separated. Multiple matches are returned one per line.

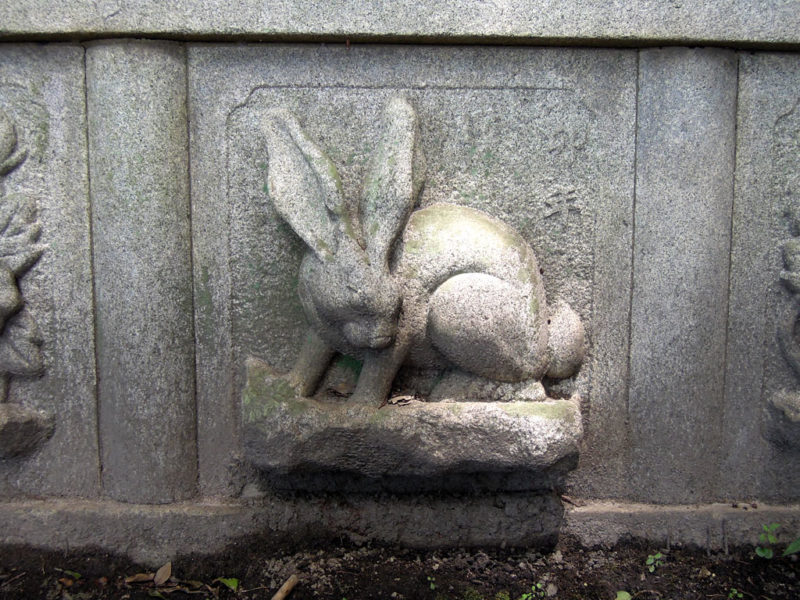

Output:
xmin=1 ymin=535 xmax=798 ymax=600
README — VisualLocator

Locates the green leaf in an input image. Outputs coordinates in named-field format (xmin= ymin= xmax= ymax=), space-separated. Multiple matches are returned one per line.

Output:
xmin=214 ymin=578 xmax=239 ymax=592
xmin=783 ymin=537 xmax=800 ymax=556
xmin=616 ymin=592 xmax=632 ymax=600
xmin=756 ymin=546 xmax=774 ymax=559
xmin=58 ymin=569 xmax=82 ymax=580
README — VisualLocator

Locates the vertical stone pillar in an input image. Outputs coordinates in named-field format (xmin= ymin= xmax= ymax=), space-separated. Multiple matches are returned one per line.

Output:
xmin=628 ymin=48 xmax=737 ymax=502
xmin=87 ymin=40 xmax=196 ymax=503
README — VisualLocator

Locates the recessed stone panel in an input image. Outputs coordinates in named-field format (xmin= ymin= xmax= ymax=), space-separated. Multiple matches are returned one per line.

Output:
xmin=724 ymin=52 xmax=800 ymax=502
xmin=0 ymin=44 xmax=98 ymax=497
xmin=188 ymin=44 xmax=636 ymax=495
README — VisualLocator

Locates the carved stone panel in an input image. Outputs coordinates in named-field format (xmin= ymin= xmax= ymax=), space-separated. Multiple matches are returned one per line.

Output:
xmin=188 ymin=45 xmax=636 ymax=495
xmin=724 ymin=52 xmax=800 ymax=502
xmin=0 ymin=45 xmax=97 ymax=496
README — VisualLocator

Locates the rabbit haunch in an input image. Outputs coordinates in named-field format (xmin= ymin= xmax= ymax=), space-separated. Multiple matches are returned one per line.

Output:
xmin=262 ymin=96 xmax=585 ymax=404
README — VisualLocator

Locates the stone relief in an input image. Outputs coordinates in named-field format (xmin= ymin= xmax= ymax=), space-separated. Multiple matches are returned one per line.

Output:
xmin=767 ymin=99 xmax=800 ymax=451
xmin=243 ymin=96 xmax=585 ymax=491
xmin=0 ymin=109 xmax=51 ymax=459
xmin=260 ymin=96 xmax=585 ymax=406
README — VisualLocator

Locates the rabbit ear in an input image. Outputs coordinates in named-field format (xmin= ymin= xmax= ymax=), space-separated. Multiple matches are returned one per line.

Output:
xmin=263 ymin=109 xmax=356 ymax=261
xmin=361 ymin=97 xmax=425 ymax=268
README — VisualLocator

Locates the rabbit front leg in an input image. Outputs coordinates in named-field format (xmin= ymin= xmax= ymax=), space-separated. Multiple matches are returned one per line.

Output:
xmin=350 ymin=340 xmax=411 ymax=405
xmin=288 ymin=329 xmax=336 ymax=397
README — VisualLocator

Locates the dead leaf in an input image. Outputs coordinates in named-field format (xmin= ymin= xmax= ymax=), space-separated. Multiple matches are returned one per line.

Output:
xmin=124 ymin=572 xmax=154 ymax=584
xmin=154 ymin=562 xmax=172 ymax=587
xmin=387 ymin=394 xmax=416 ymax=406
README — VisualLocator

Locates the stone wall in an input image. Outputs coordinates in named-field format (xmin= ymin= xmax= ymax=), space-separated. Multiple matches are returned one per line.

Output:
xmin=0 ymin=1 xmax=799 ymax=563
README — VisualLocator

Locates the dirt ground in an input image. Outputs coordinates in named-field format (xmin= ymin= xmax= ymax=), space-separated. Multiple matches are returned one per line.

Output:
xmin=1 ymin=535 xmax=798 ymax=600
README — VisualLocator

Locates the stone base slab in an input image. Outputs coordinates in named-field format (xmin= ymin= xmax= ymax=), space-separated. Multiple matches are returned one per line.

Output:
xmin=2 ymin=499 xmax=799 ymax=567
xmin=564 ymin=501 xmax=800 ymax=550
xmin=0 ymin=494 xmax=563 ymax=566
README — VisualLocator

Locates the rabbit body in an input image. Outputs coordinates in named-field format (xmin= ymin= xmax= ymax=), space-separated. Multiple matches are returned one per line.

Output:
xmin=263 ymin=97 xmax=582 ymax=404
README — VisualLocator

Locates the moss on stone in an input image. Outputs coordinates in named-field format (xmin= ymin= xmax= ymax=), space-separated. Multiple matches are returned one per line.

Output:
xmin=499 ymin=400 xmax=575 ymax=423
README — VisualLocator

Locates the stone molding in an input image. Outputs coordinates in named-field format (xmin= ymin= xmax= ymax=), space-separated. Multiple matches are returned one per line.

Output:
xmin=1 ymin=498 xmax=798 ymax=566
xmin=0 ymin=1 xmax=798 ymax=48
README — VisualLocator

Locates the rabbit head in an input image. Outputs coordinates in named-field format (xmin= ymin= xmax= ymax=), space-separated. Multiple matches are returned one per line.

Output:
xmin=263 ymin=97 xmax=425 ymax=354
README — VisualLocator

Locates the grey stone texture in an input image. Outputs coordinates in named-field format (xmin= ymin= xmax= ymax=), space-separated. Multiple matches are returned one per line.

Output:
xmin=189 ymin=44 xmax=636 ymax=496
xmin=564 ymin=501 xmax=800 ymax=551
xmin=627 ymin=48 xmax=737 ymax=504
xmin=0 ymin=44 xmax=99 ymax=498
xmin=723 ymin=52 xmax=800 ymax=501
xmin=87 ymin=40 xmax=196 ymax=503
xmin=0 ymin=1 xmax=798 ymax=47
xmin=260 ymin=93 xmax=584 ymax=404
xmin=0 ymin=404 xmax=53 ymax=458
xmin=242 ymin=359 xmax=582 ymax=492
xmin=1 ymin=497 xmax=798 ymax=566
xmin=0 ymin=494 xmax=564 ymax=567
xmin=0 ymin=7 xmax=798 ymax=559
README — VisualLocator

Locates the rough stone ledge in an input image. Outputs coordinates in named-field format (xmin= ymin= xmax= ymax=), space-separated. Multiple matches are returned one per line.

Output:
xmin=242 ymin=364 xmax=582 ymax=493
xmin=2 ymin=499 xmax=799 ymax=567
xmin=0 ymin=1 xmax=798 ymax=48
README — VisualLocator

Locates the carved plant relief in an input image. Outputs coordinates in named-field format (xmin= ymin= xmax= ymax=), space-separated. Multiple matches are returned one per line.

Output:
xmin=261 ymin=97 xmax=585 ymax=405
xmin=0 ymin=109 xmax=51 ymax=459
xmin=765 ymin=99 xmax=800 ymax=451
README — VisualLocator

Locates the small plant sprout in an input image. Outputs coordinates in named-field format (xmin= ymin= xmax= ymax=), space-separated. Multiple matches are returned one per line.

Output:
xmin=213 ymin=577 xmax=239 ymax=592
xmin=519 ymin=581 xmax=546 ymax=599
xmin=427 ymin=575 xmax=436 ymax=590
xmin=756 ymin=523 xmax=780 ymax=558
xmin=645 ymin=552 xmax=664 ymax=573
xmin=615 ymin=592 xmax=632 ymax=600
xmin=728 ymin=588 xmax=744 ymax=599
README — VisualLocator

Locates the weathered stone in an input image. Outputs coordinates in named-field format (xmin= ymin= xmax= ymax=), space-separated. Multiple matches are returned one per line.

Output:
xmin=564 ymin=501 xmax=800 ymax=551
xmin=189 ymin=44 xmax=635 ymax=496
xmin=0 ymin=404 xmax=54 ymax=458
xmin=763 ymin=391 xmax=800 ymax=450
xmin=0 ymin=494 xmax=564 ymax=566
xmin=545 ymin=301 xmax=585 ymax=379
xmin=87 ymin=40 xmax=196 ymax=503
xmin=261 ymin=97 xmax=584 ymax=404
xmin=429 ymin=372 xmax=547 ymax=403
xmin=0 ymin=44 xmax=99 ymax=497
xmin=627 ymin=48 xmax=737 ymax=503
xmin=0 ymin=1 xmax=797 ymax=47
xmin=242 ymin=359 xmax=582 ymax=492
xmin=723 ymin=52 xmax=800 ymax=501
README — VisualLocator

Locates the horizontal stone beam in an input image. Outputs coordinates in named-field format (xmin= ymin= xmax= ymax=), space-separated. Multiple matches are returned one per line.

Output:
xmin=2 ymin=498 xmax=798 ymax=566
xmin=0 ymin=1 xmax=798 ymax=48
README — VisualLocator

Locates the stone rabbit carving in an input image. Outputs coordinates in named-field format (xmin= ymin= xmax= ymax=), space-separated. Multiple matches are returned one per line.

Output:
xmin=263 ymin=97 xmax=584 ymax=405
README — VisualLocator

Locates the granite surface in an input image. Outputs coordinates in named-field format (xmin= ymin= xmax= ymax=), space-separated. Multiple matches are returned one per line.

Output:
xmin=0 ymin=1 xmax=798 ymax=47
